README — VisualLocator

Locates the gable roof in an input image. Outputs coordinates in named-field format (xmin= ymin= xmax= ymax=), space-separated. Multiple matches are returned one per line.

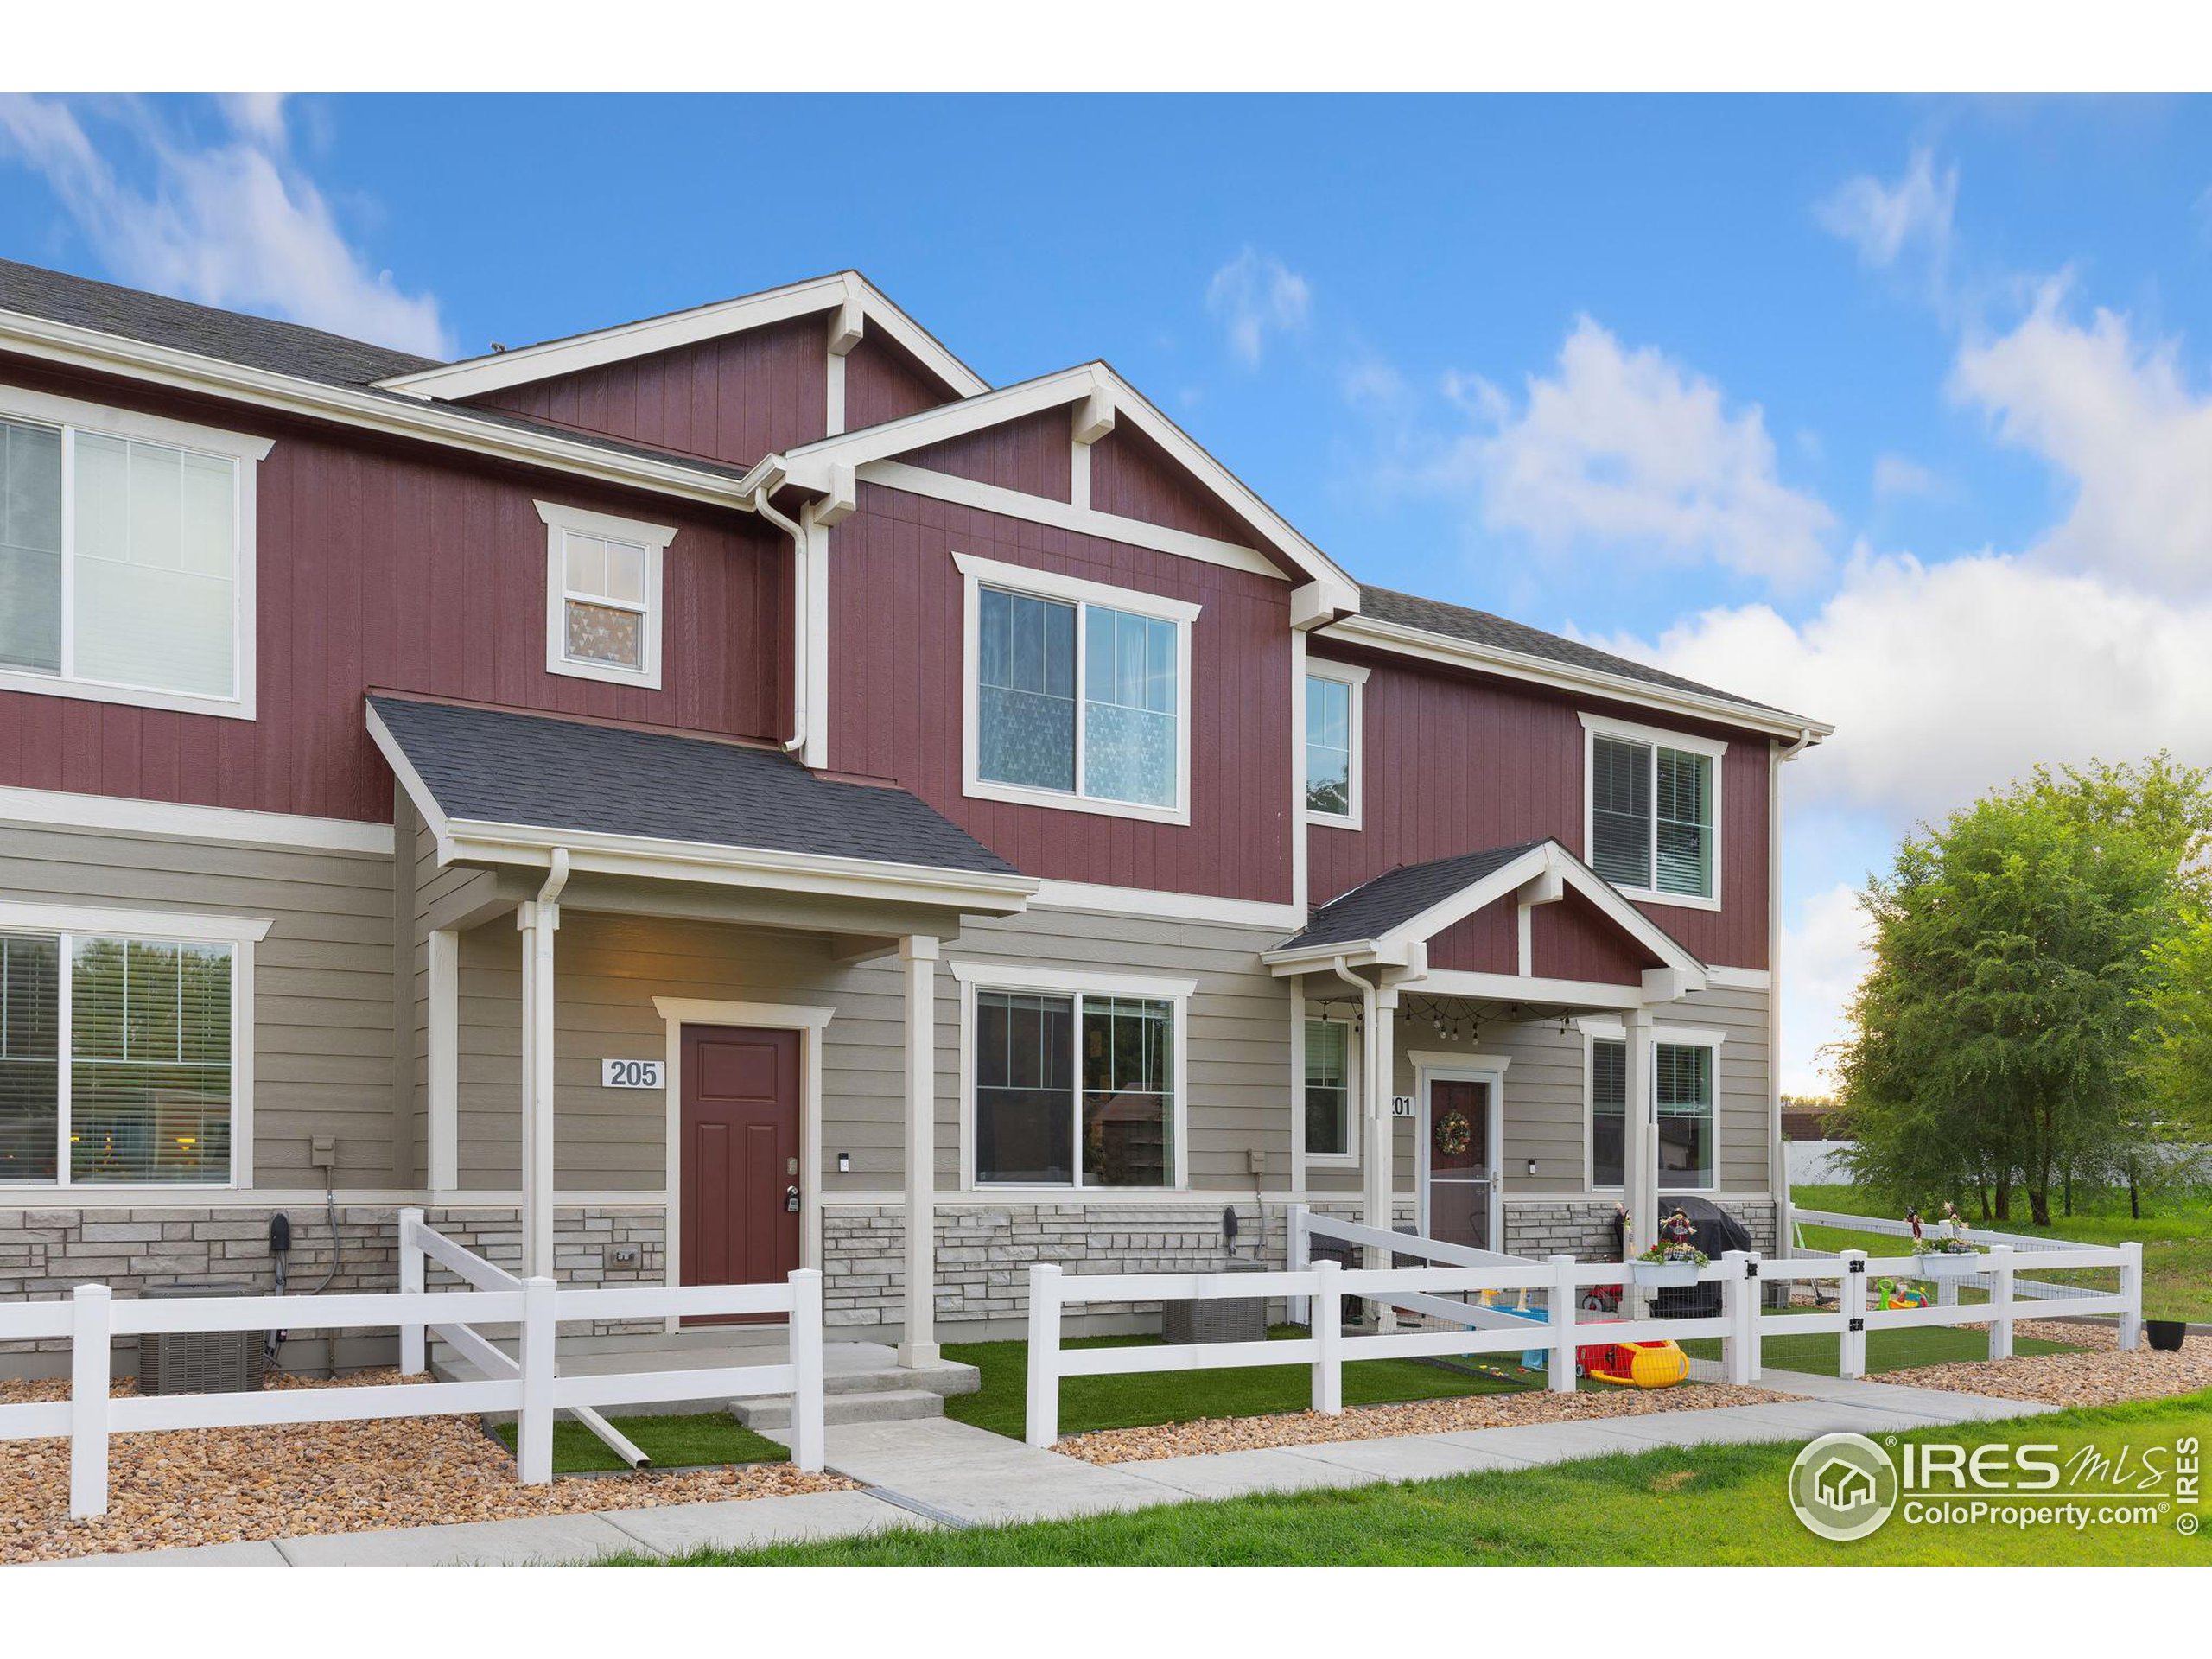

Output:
xmin=375 ymin=270 xmax=988 ymax=404
xmin=1265 ymin=836 xmax=1704 ymax=983
xmin=748 ymin=361 xmax=1361 ymax=609
xmin=367 ymin=696 xmax=1033 ymax=912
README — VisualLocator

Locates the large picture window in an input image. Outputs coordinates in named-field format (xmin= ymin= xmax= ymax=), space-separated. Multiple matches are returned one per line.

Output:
xmin=0 ymin=925 xmax=244 ymax=1186
xmin=1589 ymin=1032 xmax=1718 ymax=1192
xmin=0 ymin=391 xmax=267 ymax=717
xmin=1583 ymin=715 xmax=1726 ymax=905
xmin=958 ymin=552 xmax=1197 ymax=823
xmin=972 ymin=982 xmax=1183 ymax=1188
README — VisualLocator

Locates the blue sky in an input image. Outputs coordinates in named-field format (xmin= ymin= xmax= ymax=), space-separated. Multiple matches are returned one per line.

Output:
xmin=4 ymin=93 xmax=2209 ymax=1093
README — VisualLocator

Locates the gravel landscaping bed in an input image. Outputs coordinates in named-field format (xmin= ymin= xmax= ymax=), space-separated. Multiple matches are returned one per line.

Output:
xmin=0 ymin=1370 xmax=850 ymax=1564
xmin=1879 ymin=1318 xmax=2212 ymax=1408
xmin=1054 ymin=1379 xmax=1786 ymax=1464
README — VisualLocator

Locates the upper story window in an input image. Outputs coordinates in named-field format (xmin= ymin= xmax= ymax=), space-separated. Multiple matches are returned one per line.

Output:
xmin=955 ymin=551 xmax=1198 ymax=825
xmin=537 ymin=500 xmax=676 ymax=689
xmin=1303 ymin=660 xmax=1368 ymax=828
xmin=1580 ymin=713 xmax=1727 ymax=908
xmin=0 ymin=388 xmax=270 ymax=720
xmin=0 ymin=903 xmax=267 ymax=1189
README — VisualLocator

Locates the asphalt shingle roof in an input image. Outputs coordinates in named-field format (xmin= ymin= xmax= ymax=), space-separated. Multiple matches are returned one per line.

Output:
xmin=1278 ymin=840 xmax=1548 ymax=951
xmin=369 ymin=696 xmax=1020 ymax=878
xmin=1356 ymin=586 xmax=1790 ymax=720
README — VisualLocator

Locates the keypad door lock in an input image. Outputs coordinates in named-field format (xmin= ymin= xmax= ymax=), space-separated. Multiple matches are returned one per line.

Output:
xmin=785 ymin=1185 xmax=801 ymax=1214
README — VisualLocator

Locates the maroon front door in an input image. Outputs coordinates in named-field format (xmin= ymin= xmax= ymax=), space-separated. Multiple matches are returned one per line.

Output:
xmin=680 ymin=1025 xmax=801 ymax=1322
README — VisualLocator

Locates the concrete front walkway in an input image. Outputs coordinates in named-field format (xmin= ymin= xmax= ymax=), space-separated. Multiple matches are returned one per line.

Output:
xmin=31 ymin=1373 xmax=2056 ymax=1567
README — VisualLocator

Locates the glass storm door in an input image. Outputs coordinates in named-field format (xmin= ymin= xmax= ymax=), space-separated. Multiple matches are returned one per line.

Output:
xmin=1427 ymin=1077 xmax=1491 ymax=1250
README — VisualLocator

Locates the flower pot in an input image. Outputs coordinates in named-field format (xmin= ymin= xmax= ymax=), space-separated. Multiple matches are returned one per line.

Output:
xmin=1915 ymin=1251 xmax=1983 ymax=1280
xmin=2146 ymin=1319 xmax=2187 ymax=1353
xmin=1631 ymin=1260 xmax=1701 ymax=1287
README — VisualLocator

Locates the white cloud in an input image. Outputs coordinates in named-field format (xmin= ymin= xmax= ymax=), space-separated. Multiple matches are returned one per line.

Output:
xmin=1871 ymin=452 xmax=1940 ymax=500
xmin=1436 ymin=317 xmax=1833 ymax=588
xmin=1589 ymin=548 xmax=2212 ymax=824
xmin=1780 ymin=880 xmax=1875 ymax=1096
xmin=0 ymin=95 xmax=449 ymax=357
xmin=1205 ymin=247 xmax=1310 ymax=367
xmin=1817 ymin=148 xmax=1957 ymax=277
xmin=1952 ymin=282 xmax=2212 ymax=595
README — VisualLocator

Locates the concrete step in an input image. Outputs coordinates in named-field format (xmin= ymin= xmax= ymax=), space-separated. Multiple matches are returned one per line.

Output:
xmin=732 ymin=1389 xmax=947 ymax=1432
xmin=825 ymin=1359 xmax=981 ymax=1399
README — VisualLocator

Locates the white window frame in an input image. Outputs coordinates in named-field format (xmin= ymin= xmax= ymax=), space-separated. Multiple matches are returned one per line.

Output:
xmin=1580 ymin=712 xmax=1727 ymax=912
xmin=950 ymin=959 xmax=1193 ymax=1193
xmin=537 ymin=499 xmax=675 ymax=689
xmin=1300 ymin=1014 xmax=1360 ymax=1168
xmin=1301 ymin=658 xmax=1367 ymax=830
xmin=954 ymin=550 xmax=1198 ymax=827
xmin=0 ymin=385 xmax=270 ymax=721
xmin=1580 ymin=1019 xmax=1727 ymax=1194
xmin=0 ymin=899 xmax=269 ymax=1191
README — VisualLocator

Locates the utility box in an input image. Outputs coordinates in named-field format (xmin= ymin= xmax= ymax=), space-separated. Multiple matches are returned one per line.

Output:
xmin=137 ymin=1281 xmax=266 ymax=1395
xmin=1161 ymin=1255 xmax=1267 ymax=1346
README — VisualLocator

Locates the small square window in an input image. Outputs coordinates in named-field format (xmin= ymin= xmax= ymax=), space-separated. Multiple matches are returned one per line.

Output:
xmin=538 ymin=502 xmax=673 ymax=688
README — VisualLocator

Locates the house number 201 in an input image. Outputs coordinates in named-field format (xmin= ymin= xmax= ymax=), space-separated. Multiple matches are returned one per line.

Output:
xmin=601 ymin=1059 xmax=664 ymax=1089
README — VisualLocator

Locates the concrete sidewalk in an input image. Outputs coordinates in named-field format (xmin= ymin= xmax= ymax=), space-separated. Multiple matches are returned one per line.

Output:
xmin=29 ymin=1373 xmax=2056 ymax=1567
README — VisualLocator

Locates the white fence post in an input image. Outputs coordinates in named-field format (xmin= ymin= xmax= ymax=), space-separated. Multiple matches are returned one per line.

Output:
xmin=789 ymin=1268 xmax=825 ymax=1473
xmin=1547 ymin=1255 xmax=1578 ymax=1395
xmin=1721 ymin=1250 xmax=1754 ymax=1386
xmin=518 ymin=1274 xmax=556 ymax=1484
xmin=1025 ymin=1262 xmax=1062 ymax=1448
xmin=1839 ymin=1249 xmax=1868 ymax=1378
xmin=2118 ymin=1241 xmax=2144 ymax=1351
xmin=397 ymin=1207 xmax=426 ymax=1376
xmin=69 ymin=1284 xmax=113 ymax=1520
xmin=1286 ymin=1202 xmax=1310 ymax=1327
xmin=1311 ymin=1259 xmax=1344 ymax=1414
xmin=1743 ymin=1251 xmax=1764 ymax=1382
xmin=1987 ymin=1243 xmax=2015 ymax=1360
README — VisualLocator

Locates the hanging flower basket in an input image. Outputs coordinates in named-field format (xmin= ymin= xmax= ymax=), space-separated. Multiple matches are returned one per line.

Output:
xmin=1914 ymin=1249 xmax=1983 ymax=1280
xmin=1630 ymin=1243 xmax=1707 ymax=1287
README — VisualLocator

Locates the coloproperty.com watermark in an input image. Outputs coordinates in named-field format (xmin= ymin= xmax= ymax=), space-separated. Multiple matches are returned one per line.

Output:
xmin=1787 ymin=1428 xmax=2202 ymax=1542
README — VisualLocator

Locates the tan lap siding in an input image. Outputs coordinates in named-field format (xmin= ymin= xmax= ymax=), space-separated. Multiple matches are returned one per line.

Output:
xmin=0 ymin=821 xmax=397 ymax=1190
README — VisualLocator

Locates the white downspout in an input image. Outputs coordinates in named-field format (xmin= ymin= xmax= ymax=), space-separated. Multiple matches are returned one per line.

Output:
xmin=1770 ymin=729 xmax=1815 ymax=1256
xmin=750 ymin=487 xmax=814 ymax=757
xmin=1328 ymin=957 xmax=1385 ymax=1252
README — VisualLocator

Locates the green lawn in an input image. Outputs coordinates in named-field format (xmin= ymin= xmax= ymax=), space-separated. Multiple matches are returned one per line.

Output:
xmin=1795 ymin=1183 xmax=2212 ymax=1323
xmin=490 ymin=1412 xmax=787 ymax=1474
xmin=942 ymin=1325 xmax=1562 ymax=1441
xmin=615 ymin=1390 xmax=2212 ymax=1566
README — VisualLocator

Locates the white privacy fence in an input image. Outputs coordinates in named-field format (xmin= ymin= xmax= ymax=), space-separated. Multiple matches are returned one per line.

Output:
xmin=1022 ymin=1229 xmax=2143 ymax=1445
xmin=0 ymin=1210 xmax=824 ymax=1519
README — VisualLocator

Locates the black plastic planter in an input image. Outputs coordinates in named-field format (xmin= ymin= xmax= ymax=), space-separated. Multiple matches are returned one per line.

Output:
xmin=2146 ymin=1319 xmax=2186 ymax=1352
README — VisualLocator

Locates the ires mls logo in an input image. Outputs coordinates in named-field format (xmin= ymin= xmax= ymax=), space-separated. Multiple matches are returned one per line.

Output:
xmin=1789 ymin=1432 xmax=1900 ymax=1541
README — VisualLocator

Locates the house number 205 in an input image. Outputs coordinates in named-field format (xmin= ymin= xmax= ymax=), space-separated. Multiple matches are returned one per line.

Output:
xmin=601 ymin=1059 xmax=664 ymax=1089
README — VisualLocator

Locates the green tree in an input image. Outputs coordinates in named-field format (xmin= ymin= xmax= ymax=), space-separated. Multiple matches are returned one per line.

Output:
xmin=2141 ymin=917 xmax=2212 ymax=1144
xmin=1833 ymin=757 xmax=2208 ymax=1225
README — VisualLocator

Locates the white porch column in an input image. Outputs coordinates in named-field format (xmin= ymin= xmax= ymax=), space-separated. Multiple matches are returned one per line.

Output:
xmin=517 ymin=899 xmax=561 ymax=1279
xmin=1620 ymin=1004 xmax=1655 ymax=1262
xmin=898 ymin=935 xmax=941 ymax=1369
xmin=426 ymin=928 xmax=459 ymax=1193
xmin=1363 ymin=983 xmax=1399 ymax=1257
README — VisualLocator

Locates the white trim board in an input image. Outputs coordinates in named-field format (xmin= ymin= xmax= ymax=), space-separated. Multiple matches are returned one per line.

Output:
xmin=0 ymin=785 xmax=395 ymax=855
xmin=860 ymin=460 xmax=1284 ymax=581
xmin=377 ymin=271 xmax=988 ymax=404
xmin=1027 ymin=879 xmax=1300 ymax=931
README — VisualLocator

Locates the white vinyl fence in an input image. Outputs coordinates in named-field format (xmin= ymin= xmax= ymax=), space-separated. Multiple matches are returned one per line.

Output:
xmin=0 ymin=1210 xmax=824 ymax=1519
xmin=1022 ymin=1225 xmax=2143 ymax=1445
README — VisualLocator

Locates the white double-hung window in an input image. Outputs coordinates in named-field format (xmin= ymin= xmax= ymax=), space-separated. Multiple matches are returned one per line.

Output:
xmin=0 ymin=388 xmax=270 ymax=717
xmin=1581 ymin=713 xmax=1726 ymax=907
xmin=537 ymin=500 xmax=676 ymax=688
xmin=1303 ymin=659 xmax=1367 ymax=827
xmin=956 ymin=551 xmax=1198 ymax=824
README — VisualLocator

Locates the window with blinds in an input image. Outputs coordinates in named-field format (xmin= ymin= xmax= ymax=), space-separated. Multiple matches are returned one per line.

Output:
xmin=1588 ymin=728 xmax=1717 ymax=900
xmin=1590 ymin=1036 xmax=1625 ymax=1188
xmin=1656 ymin=1040 xmax=1715 ymax=1191
xmin=0 ymin=931 xmax=233 ymax=1186
xmin=1304 ymin=1018 xmax=1352 ymax=1158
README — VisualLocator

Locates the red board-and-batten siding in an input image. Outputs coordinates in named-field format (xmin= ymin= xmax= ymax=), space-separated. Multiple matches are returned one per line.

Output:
xmin=1307 ymin=646 xmax=1771 ymax=971
xmin=465 ymin=327 xmax=952 ymax=472
xmin=0 ymin=355 xmax=791 ymax=823
xmin=828 ymin=480 xmax=1296 ymax=906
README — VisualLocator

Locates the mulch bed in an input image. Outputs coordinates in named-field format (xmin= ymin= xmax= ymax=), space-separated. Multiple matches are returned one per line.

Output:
xmin=1879 ymin=1318 xmax=2212 ymax=1408
xmin=0 ymin=1370 xmax=850 ymax=1564
xmin=1054 ymin=1380 xmax=1786 ymax=1465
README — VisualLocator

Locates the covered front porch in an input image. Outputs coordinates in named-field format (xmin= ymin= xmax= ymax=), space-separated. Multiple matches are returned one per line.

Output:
xmin=368 ymin=693 xmax=1040 ymax=1374
xmin=1268 ymin=837 xmax=1727 ymax=1266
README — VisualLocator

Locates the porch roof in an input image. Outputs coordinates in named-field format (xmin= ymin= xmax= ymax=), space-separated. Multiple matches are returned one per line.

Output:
xmin=368 ymin=695 xmax=1034 ymax=912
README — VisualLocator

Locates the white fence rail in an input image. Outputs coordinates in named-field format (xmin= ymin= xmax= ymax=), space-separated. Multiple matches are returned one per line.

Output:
xmin=0 ymin=1210 xmax=824 ymax=1518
